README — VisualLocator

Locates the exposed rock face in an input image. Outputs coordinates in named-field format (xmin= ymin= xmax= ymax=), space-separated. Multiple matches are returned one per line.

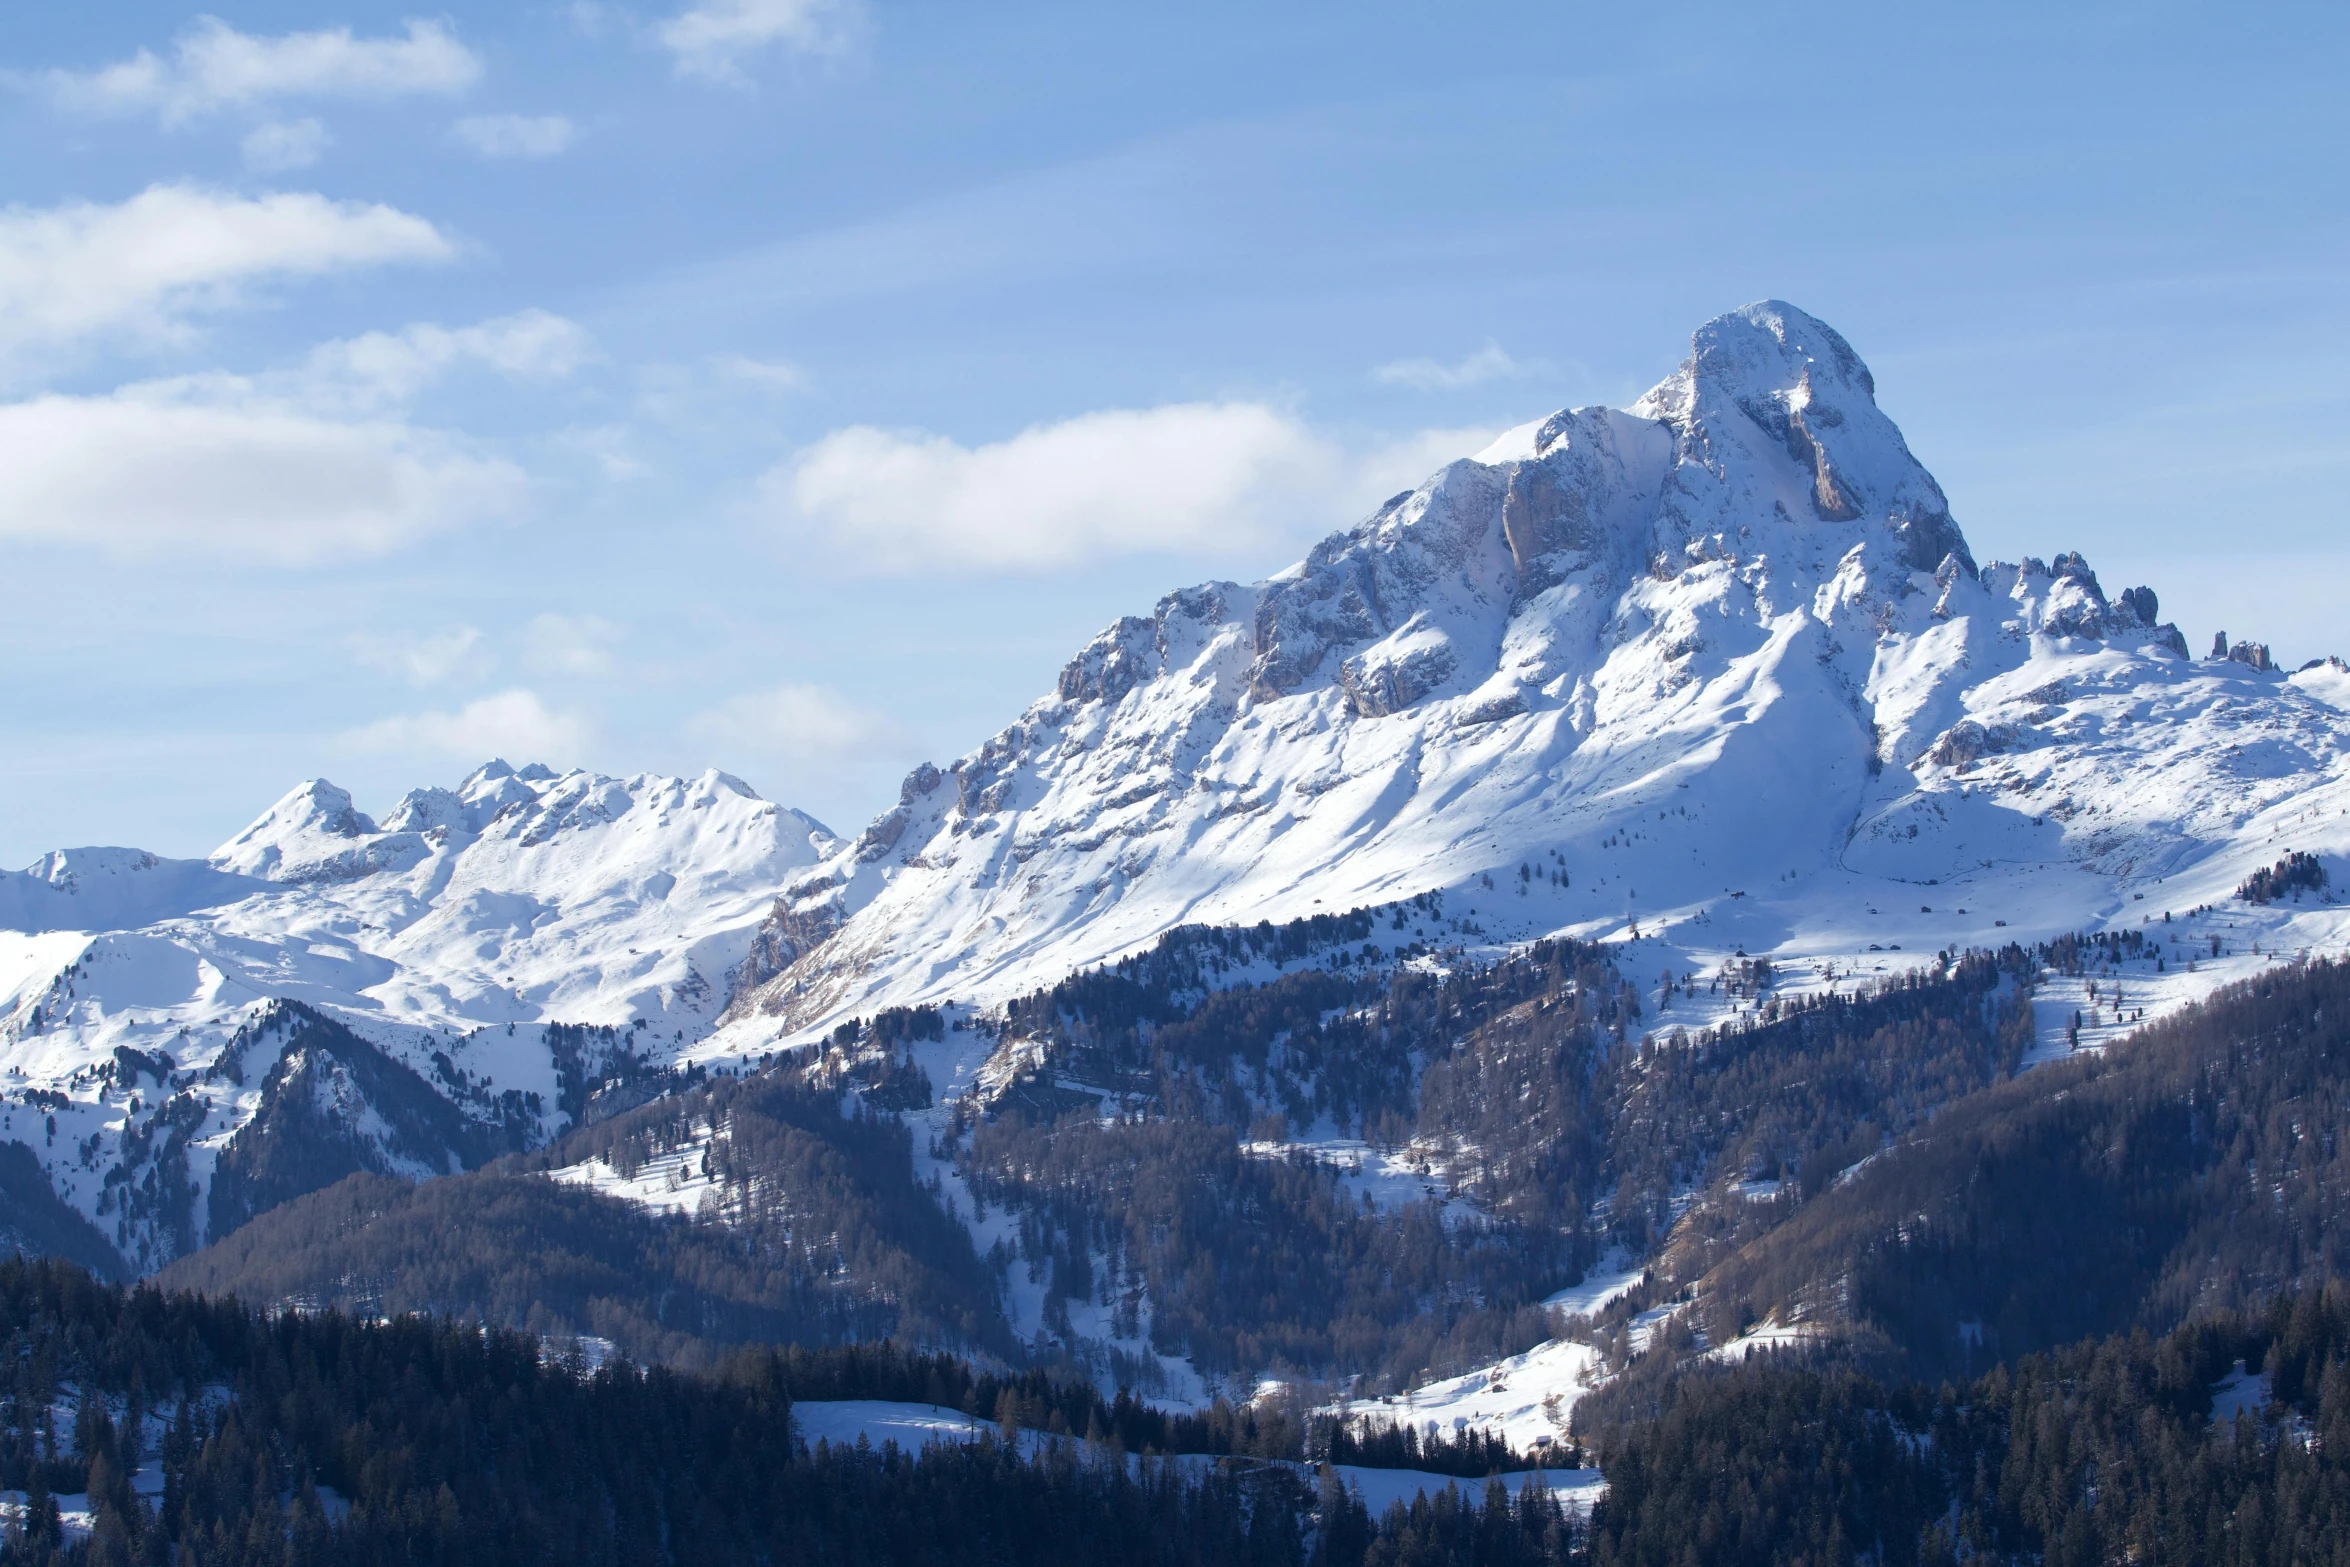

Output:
xmin=1927 ymin=720 xmax=2031 ymax=770
xmin=724 ymin=301 xmax=2333 ymax=1036
xmin=2208 ymin=630 xmax=2278 ymax=671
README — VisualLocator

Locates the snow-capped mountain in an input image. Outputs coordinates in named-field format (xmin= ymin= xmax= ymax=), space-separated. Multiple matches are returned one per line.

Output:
xmin=0 ymin=761 xmax=834 ymax=1268
xmin=720 ymin=301 xmax=2350 ymax=1039
xmin=7 ymin=300 xmax=2348 ymax=1281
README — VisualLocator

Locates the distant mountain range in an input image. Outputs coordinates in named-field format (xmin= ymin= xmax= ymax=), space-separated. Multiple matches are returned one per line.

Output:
xmin=0 ymin=762 xmax=830 ymax=1268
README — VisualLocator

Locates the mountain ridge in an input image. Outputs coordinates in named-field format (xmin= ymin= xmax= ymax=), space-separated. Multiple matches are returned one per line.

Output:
xmin=0 ymin=759 xmax=834 ymax=1266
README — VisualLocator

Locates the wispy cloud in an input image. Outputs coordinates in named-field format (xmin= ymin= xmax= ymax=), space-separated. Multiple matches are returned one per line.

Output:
xmin=658 ymin=0 xmax=863 ymax=81
xmin=772 ymin=403 xmax=1335 ymax=574
xmin=1374 ymin=341 xmax=1533 ymax=391
xmin=347 ymin=626 xmax=487 ymax=686
xmin=240 ymin=117 xmax=329 ymax=172
xmin=44 ymin=18 xmax=482 ymax=126
xmin=709 ymin=352 xmax=807 ymax=391
xmin=521 ymin=613 xmax=622 ymax=676
xmin=340 ymin=689 xmax=588 ymax=763
xmin=303 ymin=310 xmax=596 ymax=406
xmin=558 ymin=424 xmax=652 ymax=480
xmin=0 ymin=183 xmax=450 ymax=368
xmin=454 ymin=113 xmax=577 ymax=159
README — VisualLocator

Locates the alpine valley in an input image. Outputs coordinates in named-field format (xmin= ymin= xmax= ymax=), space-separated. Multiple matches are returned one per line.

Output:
xmin=9 ymin=303 xmax=2350 ymax=1445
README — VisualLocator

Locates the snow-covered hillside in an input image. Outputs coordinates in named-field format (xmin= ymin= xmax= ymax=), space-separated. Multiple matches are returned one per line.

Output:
xmin=0 ymin=762 xmax=834 ymax=1268
xmin=719 ymin=301 xmax=2350 ymax=1043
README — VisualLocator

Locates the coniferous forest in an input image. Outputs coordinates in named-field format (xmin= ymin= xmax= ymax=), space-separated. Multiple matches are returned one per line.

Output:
xmin=5 ymin=1257 xmax=2350 ymax=1566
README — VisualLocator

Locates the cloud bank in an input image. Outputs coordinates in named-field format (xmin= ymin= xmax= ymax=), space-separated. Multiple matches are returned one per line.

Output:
xmin=0 ymin=384 xmax=524 ymax=563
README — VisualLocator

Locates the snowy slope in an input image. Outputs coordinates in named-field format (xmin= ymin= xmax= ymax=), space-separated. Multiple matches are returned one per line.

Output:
xmin=0 ymin=761 xmax=835 ymax=1266
xmin=719 ymin=301 xmax=2350 ymax=1045
xmin=0 ymin=848 xmax=264 ymax=935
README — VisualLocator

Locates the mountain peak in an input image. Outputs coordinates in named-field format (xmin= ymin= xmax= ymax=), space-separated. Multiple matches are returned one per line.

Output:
xmin=1618 ymin=300 xmax=1969 ymax=574
xmin=714 ymin=303 xmax=2323 ymax=1036
xmin=1687 ymin=300 xmax=1876 ymax=403
xmin=211 ymin=779 xmax=378 ymax=881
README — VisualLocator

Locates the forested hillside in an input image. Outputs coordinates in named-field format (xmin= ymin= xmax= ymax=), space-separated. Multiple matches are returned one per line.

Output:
xmin=158 ymin=916 xmax=2048 ymax=1390
xmin=6 ymin=1257 xmax=2350 ymax=1566
xmin=159 ymin=1073 xmax=1006 ymax=1370
xmin=1690 ymin=954 xmax=2350 ymax=1381
xmin=1577 ymin=1285 xmax=2350 ymax=1567
xmin=951 ymin=931 xmax=2035 ymax=1383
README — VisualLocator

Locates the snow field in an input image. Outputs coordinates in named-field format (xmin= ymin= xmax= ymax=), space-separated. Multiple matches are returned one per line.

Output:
xmin=789 ymin=1401 xmax=1606 ymax=1516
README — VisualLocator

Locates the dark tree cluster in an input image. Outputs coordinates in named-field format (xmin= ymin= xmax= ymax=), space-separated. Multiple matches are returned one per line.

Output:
xmin=1322 ymin=1418 xmax=1560 ymax=1479
xmin=2239 ymin=851 xmax=2329 ymax=905
xmin=1585 ymin=1285 xmax=2350 ymax=1567
xmin=16 ymin=1257 xmax=2350 ymax=1567
xmin=162 ymin=1074 xmax=1008 ymax=1370
xmin=0 ymin=1259 xmax=1597 ymax=1567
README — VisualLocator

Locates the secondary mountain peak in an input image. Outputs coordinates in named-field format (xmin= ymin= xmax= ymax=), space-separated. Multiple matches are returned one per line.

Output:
xmin=211 ymin=777 xmax=379 ymax=882
xmin=1 ymin=758 xmax=844 ymax=1266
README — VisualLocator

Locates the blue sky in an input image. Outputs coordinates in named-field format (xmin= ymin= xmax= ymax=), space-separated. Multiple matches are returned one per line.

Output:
xmin=3 ymin=0 xmax=2345 ymax=863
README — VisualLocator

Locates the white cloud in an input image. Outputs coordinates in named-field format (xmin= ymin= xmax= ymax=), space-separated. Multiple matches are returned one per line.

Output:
xmin=454 ymin=113 xmax=577 ymax=159
xmin=240 ymin=117 xmax=329 ymax=172
xmin=46 ymin=17 xmax=481 ymax=125
xmin=767 ymin=402 xmax=1502 ymax=575
xmin=0 ymin=381 xmax=524 ymax=563
xmin=0 ymin=183 xmax=450 ymax=366
xmin=688 ymin=682 xmax=906 ymax=758
xmin=521 ymin=613 xmax=622 ymax=676
xmin=771 ymin=402 xmax=1347 ymax=574
xmin=658 ymin=0 xmax=862 ymax=80
xmin=1374 ymin=341 xmax=1531 ymax=391
xmin=348 ymin=626 xmax=486 ymax=686
xmin=304 ymin=310 xmax=595 ymax=405
xmin=340 ymin=689 xmax=588 ymax=762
